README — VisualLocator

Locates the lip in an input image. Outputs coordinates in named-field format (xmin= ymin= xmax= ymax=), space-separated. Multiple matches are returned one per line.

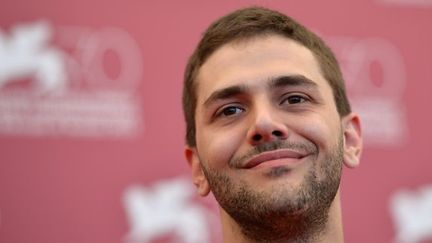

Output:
xmin=243 ymin=149 xmax=307 ymax=169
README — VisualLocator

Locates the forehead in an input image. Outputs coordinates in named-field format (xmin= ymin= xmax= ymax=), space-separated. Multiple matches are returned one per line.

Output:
xmin=195 ymin=34 xmax=329 ymax=103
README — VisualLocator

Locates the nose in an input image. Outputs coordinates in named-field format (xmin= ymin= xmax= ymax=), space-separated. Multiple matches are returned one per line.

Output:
xmin=247 ymin=104 xmax=289 ymax=145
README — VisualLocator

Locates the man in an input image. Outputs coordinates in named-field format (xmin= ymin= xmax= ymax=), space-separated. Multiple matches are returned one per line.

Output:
xmin=182 ymin=6 xmax=362 ymax=243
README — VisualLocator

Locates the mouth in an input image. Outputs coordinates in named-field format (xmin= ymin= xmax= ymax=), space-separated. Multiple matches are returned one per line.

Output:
xmin=242 ymin=149 xmax=308 ymax=169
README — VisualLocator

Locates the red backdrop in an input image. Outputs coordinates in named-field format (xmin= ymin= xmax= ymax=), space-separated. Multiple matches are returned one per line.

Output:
xmin=1 ymin=0 xmax=431 ymax=243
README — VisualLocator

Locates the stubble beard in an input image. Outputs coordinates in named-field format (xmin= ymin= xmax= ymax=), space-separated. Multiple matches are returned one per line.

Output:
xmin=200 ymin=138 xmax=344 ymax=243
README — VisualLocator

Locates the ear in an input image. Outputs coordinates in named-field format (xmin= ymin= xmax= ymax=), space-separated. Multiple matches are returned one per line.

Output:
xmin=341 ymin=113 xmax=363 ymax=168
xmin=184 ymin=146 xmax=210 ymax=197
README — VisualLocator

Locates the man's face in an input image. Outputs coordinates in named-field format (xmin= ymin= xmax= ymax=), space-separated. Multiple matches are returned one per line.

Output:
xmin=186 ymin=34 xmax=361 ymax=240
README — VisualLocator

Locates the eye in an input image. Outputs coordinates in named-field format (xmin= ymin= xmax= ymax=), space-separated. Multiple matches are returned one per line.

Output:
xmin=216 ymin=105 xmax=245 ymax=117
xmin=280 ymin=94 xmax=309 ymax=105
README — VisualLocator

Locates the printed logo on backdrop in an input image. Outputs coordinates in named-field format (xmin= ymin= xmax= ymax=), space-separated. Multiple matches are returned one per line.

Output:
xmin=390 ymin=184 xmax=432 ymax=243
xmin=0 ymin=20 xmax=143 ymax=138
xmin=123 ymin=177 xmax=221 ymax=243
xmin=327 ymin=36 xmax=408 ymax=147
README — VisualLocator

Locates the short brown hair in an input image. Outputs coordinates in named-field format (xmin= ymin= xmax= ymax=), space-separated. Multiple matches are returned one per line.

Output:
xmin=183 ymin=6 xmax=351 ymax=147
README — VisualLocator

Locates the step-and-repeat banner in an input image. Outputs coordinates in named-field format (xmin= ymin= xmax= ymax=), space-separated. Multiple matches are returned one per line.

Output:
xmin=1 ymin=1 xmax=431 ymax=243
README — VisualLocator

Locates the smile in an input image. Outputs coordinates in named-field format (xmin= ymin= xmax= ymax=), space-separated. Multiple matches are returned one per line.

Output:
xmin=243 ymin=149 xmax=308 ymax=169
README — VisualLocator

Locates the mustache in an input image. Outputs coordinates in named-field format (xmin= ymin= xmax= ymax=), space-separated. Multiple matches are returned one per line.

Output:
xmin=229 ymin=140 xmax=317 ymax=168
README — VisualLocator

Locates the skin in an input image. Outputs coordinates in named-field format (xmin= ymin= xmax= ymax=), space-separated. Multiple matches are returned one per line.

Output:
xmin=185 ymin=34 xmax=362 ymax=243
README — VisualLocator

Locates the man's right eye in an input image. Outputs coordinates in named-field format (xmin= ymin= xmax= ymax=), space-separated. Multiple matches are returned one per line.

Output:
xmin=217 ymin=106 xmax=245 ymax=117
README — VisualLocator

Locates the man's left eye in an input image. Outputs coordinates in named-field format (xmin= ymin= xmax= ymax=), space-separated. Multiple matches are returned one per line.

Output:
xmin=281 ymin=95 xmax=308 ymax=105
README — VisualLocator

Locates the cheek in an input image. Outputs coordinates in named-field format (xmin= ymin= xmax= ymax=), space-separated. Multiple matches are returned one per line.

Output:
xmin=196 ymin=126 xmax=243 ymax=170
xmin=295 ymin=113 xmax=341 ymax=150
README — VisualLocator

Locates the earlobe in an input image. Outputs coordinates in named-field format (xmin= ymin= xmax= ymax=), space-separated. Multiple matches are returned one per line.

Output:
xmin=184 ymin=147 xmax=211 ymax=197
xmin=342 ymin=113 xmax=363 ymax=168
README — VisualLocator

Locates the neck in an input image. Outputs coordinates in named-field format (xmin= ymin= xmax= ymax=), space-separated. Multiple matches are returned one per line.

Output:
xmin=220 ymin=191 xmax=344 ymax=243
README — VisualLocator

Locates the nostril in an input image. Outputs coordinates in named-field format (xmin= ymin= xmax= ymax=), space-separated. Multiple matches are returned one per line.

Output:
xmin=252 ymin=134 xmax=262 ymax=141
xmin=272 ymin=130 xmax=283 ymax=137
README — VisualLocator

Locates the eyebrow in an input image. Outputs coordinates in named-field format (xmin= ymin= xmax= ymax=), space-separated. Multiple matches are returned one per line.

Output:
xmin=203 ymin=75 xmax=318 ymax=107
xmin=203 ymin=84 xmax=249 ymax=107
